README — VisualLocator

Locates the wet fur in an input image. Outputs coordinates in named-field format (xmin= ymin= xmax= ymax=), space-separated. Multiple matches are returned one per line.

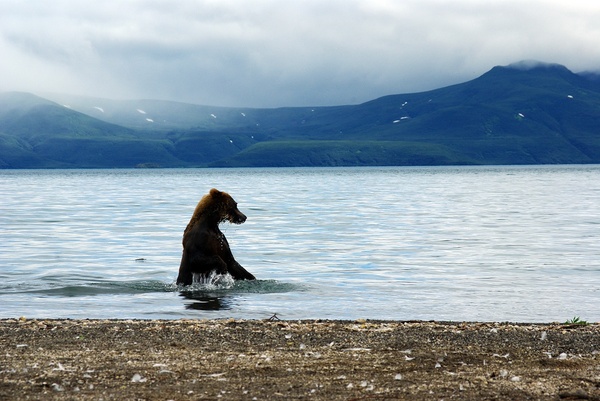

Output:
xmin=177 ymin=188 xmax=255 ymax=285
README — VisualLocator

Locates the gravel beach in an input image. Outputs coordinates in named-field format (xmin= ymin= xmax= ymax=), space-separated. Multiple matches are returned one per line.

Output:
xmin=1 ymin=318 xmax=599 ymax=400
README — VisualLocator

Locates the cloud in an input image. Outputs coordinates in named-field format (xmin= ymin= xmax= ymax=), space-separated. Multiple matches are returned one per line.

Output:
xmin=1 ymin=0 xmax=599 ymax=107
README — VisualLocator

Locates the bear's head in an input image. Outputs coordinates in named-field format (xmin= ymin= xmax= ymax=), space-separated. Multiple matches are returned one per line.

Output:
xmin=190 ymin=188 xmax=246 ymax=226
xmin=210 ymin=188 xmax=247 ymax=225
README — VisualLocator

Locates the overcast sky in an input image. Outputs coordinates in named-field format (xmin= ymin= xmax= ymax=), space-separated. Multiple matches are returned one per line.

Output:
xmin=1 ymin=0 xmax=599 ymax=108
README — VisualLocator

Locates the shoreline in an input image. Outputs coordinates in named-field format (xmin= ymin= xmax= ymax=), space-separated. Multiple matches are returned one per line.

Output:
xmin=1 ymin=319 xmax=599 ymax=400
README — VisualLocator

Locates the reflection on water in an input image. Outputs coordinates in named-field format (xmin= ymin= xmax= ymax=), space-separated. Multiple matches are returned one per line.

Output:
xmin=181 ymin=293 xmax=233 ymax=311
xmin=0 ymin=166 xmax=599 ymax=322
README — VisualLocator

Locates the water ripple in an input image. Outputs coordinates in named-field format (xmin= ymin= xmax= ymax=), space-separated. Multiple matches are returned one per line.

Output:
xmin=1 ymin=166 xmax=599 ymax=321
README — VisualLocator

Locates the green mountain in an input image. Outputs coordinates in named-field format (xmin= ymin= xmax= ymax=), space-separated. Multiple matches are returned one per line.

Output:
xmin=2 ymin=61 xmax=600 ymax=168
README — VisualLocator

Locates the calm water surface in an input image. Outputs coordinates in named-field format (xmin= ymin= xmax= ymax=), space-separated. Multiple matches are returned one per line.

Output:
xmin=0 ymin=166 xmax=599 ymax=322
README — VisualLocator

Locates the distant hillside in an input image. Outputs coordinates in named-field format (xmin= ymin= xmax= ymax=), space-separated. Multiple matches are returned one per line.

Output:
xmin=0 ymin=92 xmax=183 ymax=168
xmin=2 ymin=61 xmax=600 ymax=168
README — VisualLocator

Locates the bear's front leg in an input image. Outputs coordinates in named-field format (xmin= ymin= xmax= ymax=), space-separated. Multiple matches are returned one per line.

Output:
xmin=228 ymin=260 xmax=256 ymax=280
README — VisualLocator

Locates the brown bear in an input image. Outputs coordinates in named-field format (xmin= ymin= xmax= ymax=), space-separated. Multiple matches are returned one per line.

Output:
xmin=176 ymin=188 xmax=256 ymax=285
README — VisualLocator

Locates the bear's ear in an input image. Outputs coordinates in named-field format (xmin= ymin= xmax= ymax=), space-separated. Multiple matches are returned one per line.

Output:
xmin=209 ymin=188 xmax=222 ymax=197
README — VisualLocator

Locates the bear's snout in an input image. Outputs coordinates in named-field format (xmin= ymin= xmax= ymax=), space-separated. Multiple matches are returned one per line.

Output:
xmin=230 ymin=209 xmax=247 ymax=224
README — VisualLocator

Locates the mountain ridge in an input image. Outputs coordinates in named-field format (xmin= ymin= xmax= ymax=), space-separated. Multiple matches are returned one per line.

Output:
xmin=1 ymin=61 xmax=599 ymax=168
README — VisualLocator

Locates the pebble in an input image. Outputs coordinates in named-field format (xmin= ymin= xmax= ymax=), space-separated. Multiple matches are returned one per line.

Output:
xmin=131 ymin=373 xmax=147 ymax=383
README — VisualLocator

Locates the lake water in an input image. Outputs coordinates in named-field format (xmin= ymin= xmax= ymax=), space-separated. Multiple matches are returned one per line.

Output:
xmin=0 ymin=166 xmax=599 ymax=322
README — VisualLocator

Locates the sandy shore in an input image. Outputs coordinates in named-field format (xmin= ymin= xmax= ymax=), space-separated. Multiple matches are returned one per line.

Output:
xmin=1 ymin=318 xmax=599 ymax=400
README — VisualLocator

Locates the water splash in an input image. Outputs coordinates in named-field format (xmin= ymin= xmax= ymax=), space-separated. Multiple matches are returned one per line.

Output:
xmin=190 ymin=271 xmax=236 ymax=290
xmin=182 ymin=272 xmax=301 ymax=294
